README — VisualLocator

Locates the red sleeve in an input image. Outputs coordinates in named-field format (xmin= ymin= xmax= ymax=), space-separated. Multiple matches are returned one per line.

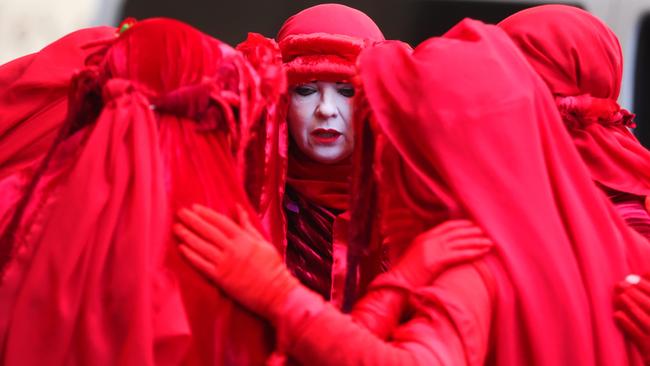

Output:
xmin=276 ymin=263 xmax=493 ymax=366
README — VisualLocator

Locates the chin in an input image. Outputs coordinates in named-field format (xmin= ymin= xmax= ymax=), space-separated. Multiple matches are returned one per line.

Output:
xmin=309 ymin=148 xmax=352 ymax=164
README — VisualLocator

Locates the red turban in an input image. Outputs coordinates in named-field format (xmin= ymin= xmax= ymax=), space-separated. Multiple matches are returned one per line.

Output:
xmin=277 ymin=3 xmax=385 ymax=85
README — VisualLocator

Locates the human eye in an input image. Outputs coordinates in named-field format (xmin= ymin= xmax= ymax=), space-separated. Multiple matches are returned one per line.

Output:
xmin=293 ymin=84 xmax=317 ymax=96
xmin=337 ymin=84 xmax=355 ymax=98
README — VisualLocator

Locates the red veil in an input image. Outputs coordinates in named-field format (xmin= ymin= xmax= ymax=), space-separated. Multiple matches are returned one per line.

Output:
xmin=499 ymin=5 xmax=650 ymax=198
xmin=357 ymin=19 xmax=650 ymax=365
xmin=0 ymin=18 xmax=283 ymax=365
xmin=0 ymin=26 xmax=115 ymax=180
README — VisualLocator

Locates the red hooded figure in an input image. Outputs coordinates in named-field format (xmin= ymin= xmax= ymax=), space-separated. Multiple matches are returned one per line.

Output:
xmin=275 ymin=4 xmax=386 ymax=307
xmin=351 ymin=16 xmax=650 ymax=364
xmin=499 ymin=5 xmax=650 ymax=239
xmin=0 ymin=18 xmax=284 ymax=365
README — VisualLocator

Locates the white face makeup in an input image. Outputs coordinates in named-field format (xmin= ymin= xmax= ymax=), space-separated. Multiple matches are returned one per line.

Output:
xmin=288 ymin=81 xmax=355 ymax=164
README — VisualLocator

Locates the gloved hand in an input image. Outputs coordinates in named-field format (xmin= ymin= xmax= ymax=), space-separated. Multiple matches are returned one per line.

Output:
xmin=174 ymin=204 xmax=299 ymax=323
xmin=373 ymin=219 xmax=493 ymax=289
xmin=352 ymin=219 xmax=493 ymax=338
xmin=614 ymin=274 xmax=650 ymax=364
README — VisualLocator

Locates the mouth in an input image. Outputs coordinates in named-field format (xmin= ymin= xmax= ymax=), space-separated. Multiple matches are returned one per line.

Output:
xmin=310 ymin=128 xmax=342 ymax=144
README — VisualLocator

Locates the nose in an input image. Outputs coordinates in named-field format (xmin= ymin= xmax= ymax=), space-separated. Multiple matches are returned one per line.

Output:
xmin=315 ymin=88 xmax=338 ymax=119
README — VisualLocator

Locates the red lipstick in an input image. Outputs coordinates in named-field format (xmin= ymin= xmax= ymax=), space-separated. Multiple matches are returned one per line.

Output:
xmin=311 ymin=128 xmax=342 ymax=144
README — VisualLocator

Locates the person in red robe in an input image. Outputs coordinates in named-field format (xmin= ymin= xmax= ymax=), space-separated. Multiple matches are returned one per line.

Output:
xmin=498 ymin=5 xmax=650 ymax=240
xmin=267 ymin=3 xmax=489 ymax=315
xmin=497 ymin=6 xmax=650 ymax=359
xmin=175 ymin=18 xmax=650 ymax=365
xmin=272 ymin=4 xmax=386 ymax=306
xmin=0 ymin=18 xmax=285 ymax=365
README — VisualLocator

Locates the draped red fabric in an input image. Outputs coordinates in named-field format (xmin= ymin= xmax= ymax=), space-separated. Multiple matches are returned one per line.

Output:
xmin=499 ymin=5 xmax=650 ymax=198
xmin=0 ymin=18 xmax=279 ymax=365
xmin=0 ymin=26 xmax=115 ymax=180
xmin=236 ymin=33 xmax=289 ymax=249
xmin=359 ymin=19 xmax=650 ymax=365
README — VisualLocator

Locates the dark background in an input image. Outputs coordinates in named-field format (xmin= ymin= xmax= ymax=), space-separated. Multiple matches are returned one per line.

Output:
xmin=120 ymin=0 xmax=559 ymax=46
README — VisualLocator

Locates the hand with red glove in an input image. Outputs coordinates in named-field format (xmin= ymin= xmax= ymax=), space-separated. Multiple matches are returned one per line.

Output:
xmin=379 ymin=219 xmax=493 ymax=288
xmin=352 ymin=220 xmax=493 ymax=338
xmin=614 ymin=274 xmax=650 ymax=364
xmin=174 ymin=204 xmax=299 ymax=324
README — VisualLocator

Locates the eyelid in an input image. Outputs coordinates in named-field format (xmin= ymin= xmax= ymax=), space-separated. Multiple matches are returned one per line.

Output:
xmin=295 ymin=84 xmax=316 ymax=90
xmin=293 ymin=85 xmax=318 ymax=96
xmin=337 ymin=86 xmax=355 ymax=97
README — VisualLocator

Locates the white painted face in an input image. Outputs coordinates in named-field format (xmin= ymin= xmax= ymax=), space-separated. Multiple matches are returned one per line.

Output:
xmin=288 ymin=81 xmax=354 ymax=164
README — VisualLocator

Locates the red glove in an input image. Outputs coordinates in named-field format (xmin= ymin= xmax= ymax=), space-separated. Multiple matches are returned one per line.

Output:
xmin=382 ymin=220 xmax=492 ymax=288
xmin=174 ymin=204 xmax=299 ymax=323
xmin=352 ymin=220 xmax=493 ymax=338
xmin=614 ymin=274 xmax=650 ymax=363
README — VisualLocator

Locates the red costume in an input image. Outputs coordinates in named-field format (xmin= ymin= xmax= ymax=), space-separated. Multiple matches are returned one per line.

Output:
xmin=0 ymin=18 xmax=284 ymax=365
xmin=499 ymin=5 xmax=650 ymax=239
xmin=274 ymin=4 xmax=385 ymax=305
xmin=174 ymin=19 xmax=650 ymax=365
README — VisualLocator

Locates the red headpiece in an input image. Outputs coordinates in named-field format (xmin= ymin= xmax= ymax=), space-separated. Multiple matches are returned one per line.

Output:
xmin=276 ymin=4 xmax=384 ymax=85
xmin=499 ymin=5 xmax=650 ymax=197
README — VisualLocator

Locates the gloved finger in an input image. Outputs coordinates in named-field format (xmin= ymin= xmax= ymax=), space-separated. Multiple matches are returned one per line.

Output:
xmin=417 ymin=221 xmax=474 ymax=242
xmin=177 ymin=208 xmax=231 ymax=246
xmin=637 ymin=278 xmax=650 ymax=297
xmin=626 ymin=286 xmax=650 ymax=316
xmin=445 ymin=237 xmax=494 ymax=251
xmin=446 ymin=243 xmax=494 ymax=260
xmin=413 ymin=225 xmax=483 ymax=248
xmin=434 ymin=227 xmax=489 ymax=246
xmin=420 ymin=241 xmax=493 ymax=269
xmin=414 ymin=237 xmax=492 ymax=262
xmin=236 ymin=204 xmax=266 ymax=241
xmin=174 ymin=223 xmax=224 ymax=262
xmin=192 ymin=204 xmax=243 ymax=239
xmin=616 ymin=274 xmax=644 ymax=294
xmin=617 ymin=292 xmax=650 ymax=334
xmin=178 ymin=244 xmax=220 ymax=280
xmin=616 ymin=279 xmax=635 ymax=294
xmin=439 ymin=226 xmax=486 ymax=241
xmin=614 ymin=310 xmax=647 ymax=344
xmin=429 ymin=220 xmax=479 ymax=236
